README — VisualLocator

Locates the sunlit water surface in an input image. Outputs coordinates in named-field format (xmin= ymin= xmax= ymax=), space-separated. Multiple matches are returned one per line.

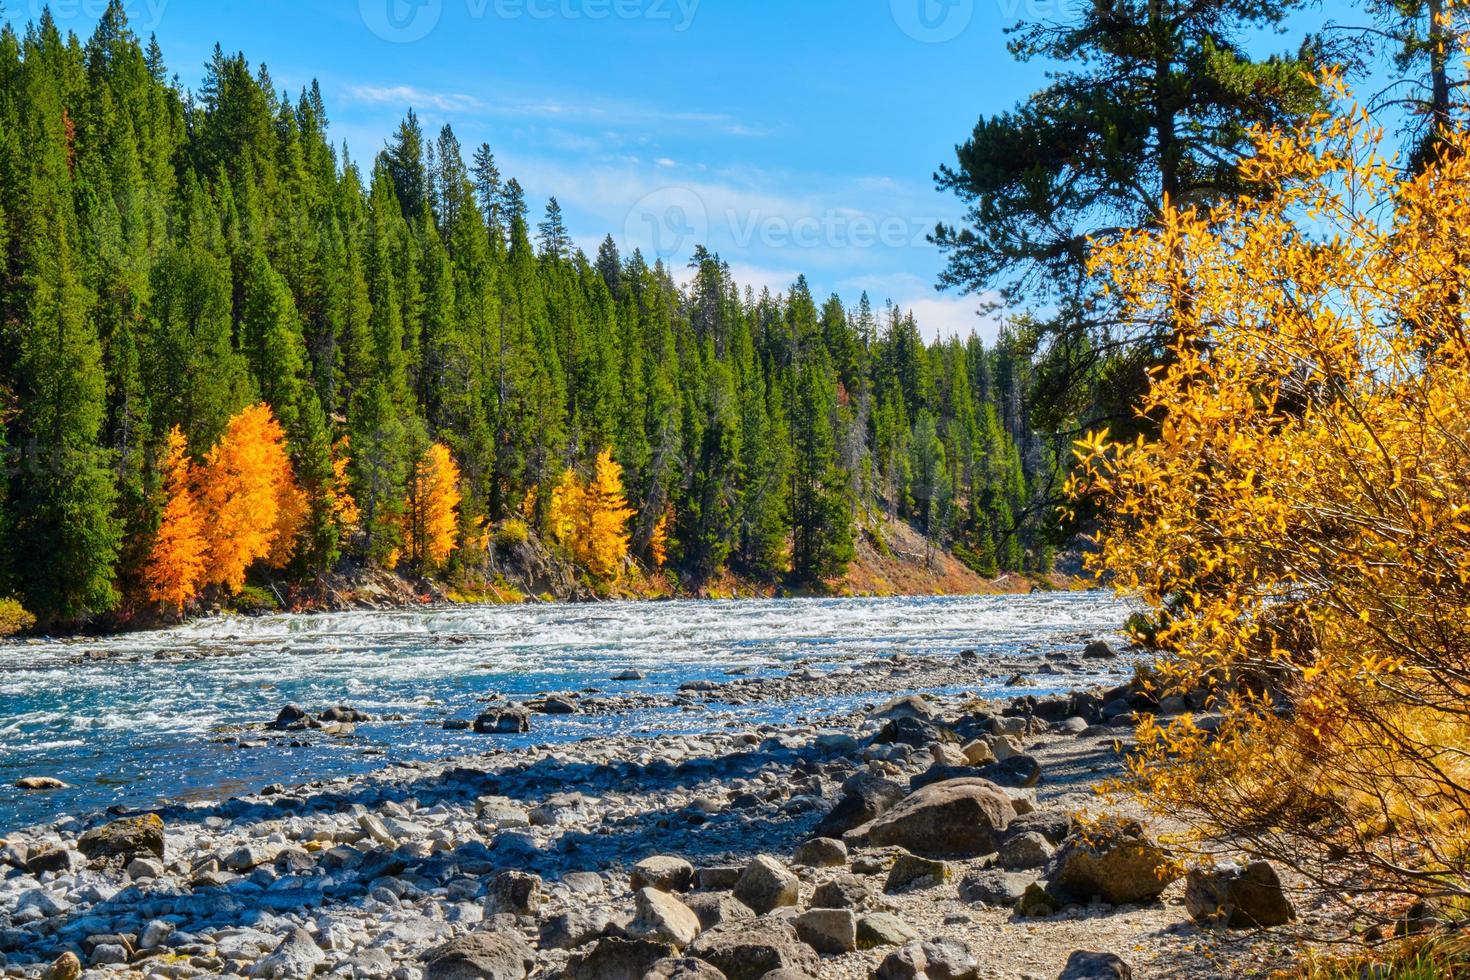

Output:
xmin=0 ymin=592 xmax=1134 ymax=829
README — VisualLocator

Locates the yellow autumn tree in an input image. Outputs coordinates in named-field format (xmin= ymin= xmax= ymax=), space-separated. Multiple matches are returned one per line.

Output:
xmin=548 ymin=450 xmax=635 ymax=582
xmin=196 ymin=404 xmax=303 ymax=592
xmin=403 ymin=442 xmax=462 ymax=571
xmin=144 ymin=426 xmax=207 ymax=610
xmin=1073 ymin=60 xmax=1470 ymax=912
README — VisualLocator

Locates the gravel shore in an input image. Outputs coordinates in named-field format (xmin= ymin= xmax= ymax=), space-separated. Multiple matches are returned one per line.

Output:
xmin=0 ymin=643 xmax=1316 ymax=980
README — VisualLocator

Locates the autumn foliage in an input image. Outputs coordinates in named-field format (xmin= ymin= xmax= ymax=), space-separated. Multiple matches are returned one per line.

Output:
xmin=144 ymin=427 xmax=207 ymax=609
xmin=548 ymin=450 xmax=635 ymax=582
xmin=403 ymin=442 xmax=462 ymax=571
xmin=145 ymin=404 xmax=305 ymax=606
xmin=1073 ymin=63 xmax=1470 ymax=913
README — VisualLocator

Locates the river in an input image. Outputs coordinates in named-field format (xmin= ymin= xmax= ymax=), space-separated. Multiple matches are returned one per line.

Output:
xmin=0 ymin=591 xmax=1133 ymax=830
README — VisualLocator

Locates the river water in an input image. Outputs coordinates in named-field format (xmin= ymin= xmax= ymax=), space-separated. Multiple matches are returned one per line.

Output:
xmin=0 ymin=592 xmax=1132 ymax=831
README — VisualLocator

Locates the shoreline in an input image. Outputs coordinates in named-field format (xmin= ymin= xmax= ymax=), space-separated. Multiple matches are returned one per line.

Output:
xmin=0 ymin=641 xmax=1323 ymax=979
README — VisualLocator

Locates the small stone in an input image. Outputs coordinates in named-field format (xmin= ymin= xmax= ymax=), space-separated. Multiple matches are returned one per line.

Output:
xmin=42 ymin=952 xmax=81 ymax=980
xmin=25 ymin=845 xmax=85 ymax=875
xmin=357 ymin=812 xmax=397 ymax=847
xmin=810 ymin=873 xmax=874 ymax=910
xmin=794 ymin=908 xmax=857 ymax=954
xmin=251 ymin=927 xmax=324 ymax=979
xmin=127 ymin=855 xmax=166 ymax=880
xmin=733 ymin=855 xmax=801 ymax=915
xmin=792 ymin=837 xmax=847 ymax=868
xmin=959 ymin=740 xmax=996 ymax=766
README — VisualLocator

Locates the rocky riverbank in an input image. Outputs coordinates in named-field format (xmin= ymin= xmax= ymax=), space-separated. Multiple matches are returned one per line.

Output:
xmin=0 ymin=644 xmax=1315 ymax=980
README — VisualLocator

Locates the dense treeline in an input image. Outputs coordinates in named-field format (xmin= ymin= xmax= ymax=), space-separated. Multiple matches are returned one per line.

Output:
xmin=0 ymin=4 xmax=1053 ymax=626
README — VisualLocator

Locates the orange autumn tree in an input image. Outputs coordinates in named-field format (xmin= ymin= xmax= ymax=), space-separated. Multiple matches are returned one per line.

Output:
xmin=548 ymin=449 xmax=635 ymax=582
xmin=144 ymin=426 xmax=207 ymax=610
xmin=403 ymin=442 xmax=462 ymax=571
xmin=1073 ymin=60 xmax=1470 ymax=910
xmin=196 ymin=404 xmax=304 ymax=592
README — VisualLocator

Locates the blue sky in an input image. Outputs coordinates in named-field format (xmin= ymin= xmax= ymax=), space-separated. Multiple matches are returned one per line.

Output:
xmin=4 ymin=0 xmax=1347 ymax=341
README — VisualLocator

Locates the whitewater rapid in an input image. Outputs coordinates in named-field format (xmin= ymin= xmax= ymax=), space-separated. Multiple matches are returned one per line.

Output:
xmin=0 ymin=592 xmax=1133 ymax=829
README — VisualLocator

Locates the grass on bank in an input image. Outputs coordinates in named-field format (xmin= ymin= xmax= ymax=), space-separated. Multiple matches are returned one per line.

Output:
xmin=1290 ymin=936 xmax=1470 ymax=979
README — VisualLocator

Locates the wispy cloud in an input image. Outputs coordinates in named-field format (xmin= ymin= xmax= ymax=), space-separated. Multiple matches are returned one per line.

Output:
xmin=343 ymin=82 xmax=762 ymax=138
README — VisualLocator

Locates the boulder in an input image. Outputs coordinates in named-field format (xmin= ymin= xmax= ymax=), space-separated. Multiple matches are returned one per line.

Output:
xmin=627 ymin=888 xmax=702 ymax=948
xmin=810 ymin=873 xmax=874 ymax=910
xmin=866 ymin=779 xmax=1015 ymax=857
xmin=562 ymin=937 xmax=675 ymax=980
xmin=423 ymin=931 xmax=536 ymax=980
xmin=794 ymin=907 xmax=858 ymax=954
xmin=872 ymin=695 xmax=937 ymax=720
xmin=998 ymin=831 xmax=1054 ymax=870
xmin=1015 ymin=881 xmax=1062 ymax=917
xmin=814 ymin=774 xmax=907 ymax=838
xmin=612 ymin=669 xmax=646 ymax=681
xmin=320 ymin=705 xmax=372 ymax=723
xmin=15 ymin=776 xmax=70 ymax=790
xmin=1183 ymin=861 xmax=1294 ymax=928
xmin=684 ymin=893 xmax=755 ymax=931
xmin=733 ymin=855 xmax=800 ymax=915
xmin=885 ymin=854 xmax=951 ymax=893
xmin=687 ymin=920 xmax=820 ymax=980
xmin=77 ymin=813 xmax=165 ymax=863
xmin=485 ymin=870 xmax=542 ymax=917
xmin=251 ymin=928 xmax=325 ymax=979
xmin=25 ymin=845 xmax=86 ymax=875
xmin=875 ymin=939 xmax=979 ymax=980
xmin=1084 ymin=640 xmax=1119 ymax=660
xmin=473 ymin=707 xmax=530 ymax=734
xmin=874 ymin=716 xmax=960 ymax=748
xmin=646 ymin=958 xmax=728 ymax=979
xmin=791 ymin=837 xmax=847 ymax=868
xmin=1005 ymin=810 xmax=1073 ymax=846
xmin=632 ymin=855 xmax=696 ymax=893
xmin=957 ymin=868 xmax=1033 ymax=906
xmin=1059 ymin=951 xmax=1133 ymax=979
xmin=978 ymin=754 xmax=1042 ymax=789
xmin=856 ymin=913 xmax=919 ymax=949
xmin=539 ymin=909 xmax=618 ymax=950
xmin=959 ymin=740 xmax=996 ymax=766
xmin=1049 ymin=820 xmax=1180 ymax=905
xmin=269 ymin=704 xmax=310 ymax=729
